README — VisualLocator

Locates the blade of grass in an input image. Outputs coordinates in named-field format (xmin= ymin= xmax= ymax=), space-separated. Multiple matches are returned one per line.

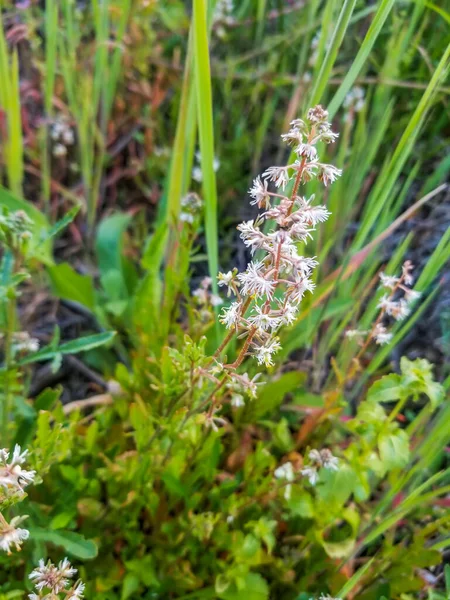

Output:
xmin=308 ymin=0 xmax=358 ymax=107
xmin=193 ymin=0 xmax=219 ymax=303
xmin=328 ymin=0 xmax=396 ymax=118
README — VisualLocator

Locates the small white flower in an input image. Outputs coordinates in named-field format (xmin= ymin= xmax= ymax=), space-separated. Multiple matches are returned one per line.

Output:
xmin=373 ymin=323 xmax=393 ymax=345
xmin=238 ymin=261 xmax=277 ymax=299
xmin=307 ymin=105 xmax=329 ymax=123
xmin=237 ymin=220 xmax=267 ymax=253
xmin=229 ymin=372 xmax=262 ymax=400
xmin=301 ymin=465 xmax=319 ymax=485
xmin=192 ymin=166 xmax=203 ymax=182
xmin=67 ymin=581 xmax=85 ymax=599
xmin=254 ymin=338 xmax=281 ymax=367
xmin=317 ymin=164 xmax=342 ymax=186
xmin=53 ymin=143 xmax=67 ymax=158
xmin=219 ymin=302 xmax=242 ymax=329
xmin=0 ymin=516 xmax=29 ymax=554
xmin=402 ymin=261 xmax=414 ymax=286
xmin=296 ymin=143 xmax=318 ymax=160
xmin=29 ymin=557 xmax=75 ymax=593
xmin=405 ymin=289 xmax=421 ymax=304
xmin=345 ymin=329 xmax=367 ymax=339
xmin=210 ymin=294 xmax=223 ymax=307
xmin=286 ymin=277 xmax=316 ymax=304
xmin=247 ymin=305 xmax=282 ymax=331
xmin=231 ymin=393 xmax=245 ymax=408
xmin=262 ymin=166 xmax=291 ymax=189
xmin=193 ymin=288 xmax=209 ymax=304
xmin=318 ymin=449 xmax=339 ymax=471
xmin=0 ymin=445 xmax=36 ymax=493
xmin=278 ymin=301 xmax=298 ymax=326
xmin=379 ymin=272 xmax=399 ymax=289
xmin=274 ymin=462 xmax=294 ymax=481
xmin=180 ymin=212 xmax=195 ymax=224
xmin=275 ymin=461 xmax=295 ymax=500
xmin=217 ymin=271 xmax=236 ymax=296
xmin=249 ymin=176 xmax=270 ymax=208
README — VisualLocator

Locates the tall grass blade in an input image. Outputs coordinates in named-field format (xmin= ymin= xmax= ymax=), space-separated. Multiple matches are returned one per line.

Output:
xmin=193 ymin=0 xmax=219 ymax=299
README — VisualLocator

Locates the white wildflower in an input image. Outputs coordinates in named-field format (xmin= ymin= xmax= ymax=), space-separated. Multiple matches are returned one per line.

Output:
xmin=379 ymin=272 xmax=399 ymax=289
xmin=275 ymin=461 xmax=295 ymax=500
xmin=53 ymin=143 xmax=67 ymax=158
xmin=249 ymin=176 xmax=270 ymax=208
xmin=29 ymin=557 xmax=77 ymax=593
xmin=262 ymin=165 xmax=291 ymax=189
xmin=301 ymin=465 xmax=319 ymax=486
xmin=255 ymin=338 xmax=281 ymax=367
xmin=373 ymin=323 xmax=393 ymax=346
xmin=219 ymin=302 xmax=242 ymax=329
xmin=0 ymin=445 xmax=36 ymax=493
xmin=237 ymin=220 xmax=267 ymax=253
xmin=405 ymin=289 xmax=421 ymax=304
xmin=345 ymin=329 xmax=367 ymax=340
xmin=0 ymin=516 xmax=29 ymax=553
xmin=307 ymin=105 xmax=329 ymax=123
xmin=278 ymin=301 xmax=298 ymax=326
xmin=218 ymin=271 xmax=236 ymax=296
xmin=238 ymin=261 xmax=277 ymax=299
xmin=296 ymin=143 xmax=318 ymax=161
xmin=210 ymin=294 xmax=223 ymax=307
xmin=247 ymin=305 xmax=282 ymax=332
xmin=317 ymin=164 xmax=342 ymax=186
xmin=231 ymin=393 xmax=245 ymax=408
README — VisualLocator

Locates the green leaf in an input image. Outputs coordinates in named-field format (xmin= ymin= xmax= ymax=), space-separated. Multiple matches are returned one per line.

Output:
xmin=321 ymin=536 xmax=356 ymax=559
xmin=29 ymin=528 xmax=98 ymax=559
xmin=17 ymin=332 xmax=116 ymax=365
xmin=287 ymin=489 xmax=314 ymax=518
xmin=400 ymin=357 xmax=444 ymax=408
xmin=249 ymin=371 xmax=307 ymax=420
xmin=378 ymin=429 xmax=410 ymax=470
xmin=96 ymin=212 xmax=132 ymax=277
xmin=121 ymin=573 xmax=140 ymax=600
xmin=47 ymin=262 xmax=95 ymax=310
xmin=217 ymin=573 xmax=269 ymax=600
xmin=367 ymin=374 xmax=403 ymax=404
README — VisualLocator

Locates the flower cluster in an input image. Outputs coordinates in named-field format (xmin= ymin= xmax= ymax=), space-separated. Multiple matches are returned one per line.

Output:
xmin=0 ymin=445 xmax=36 ymax=554
xmin=29 ymin=558 xmax=85 ymax=599
xmin=274 ymin=448 xmax=339 ymax=498
xmin=346 ymin=261 xmax=420 ymax=347
xmin=193 ymin=277 xmax=223 ymax=308
xmin=343 ymin=86 xmax=365 ymax=114
xmin=10 ymin=331 xmax=39 ymax=355
xmin=218 ymin=106 xmax=341 ymax=368
xmin=301 ymin=448 xmax=339 ymax=485
xmin=180 ymin=192 xmax=203 ymax=224
xmin=213 ymin=0 xmax=234 ymax=38
xmin=51 ymin=116 xmax=75 ymax=158
xmin=0 ymin=209 xmax=33 ymax=255
xmin=192 ymin=152 xmax=220 ymax=183
xmin=0 ymin=445 xmax=36 ymax=499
